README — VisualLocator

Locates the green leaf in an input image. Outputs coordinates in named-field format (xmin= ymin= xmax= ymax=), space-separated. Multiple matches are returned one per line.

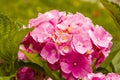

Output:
xmin=18 ymin=60 xmax=44 ymax=72
xmin=20 ymin=50 xmax=63 ymax=80
xmin=95 ymin=67 xmax=109 ymax=74
xmin=20 ymin=49 xmax=43 ymax=67
xmin=100 ymin=41 xmax=120 ymax=69
xmin=0 ymin=77 xmax=12 ymax=80
xmin=100 ymin=0 xmax=120 ymax=30
xmin=112 ymin=50 xmax=120 ymax=74
xmin=100 ymin=0 xmax=120 ymax=73
xmin=0 ymin=13 xmax=32 ymax=63
xmin=0 ymin=13 xmax=32 ymax=76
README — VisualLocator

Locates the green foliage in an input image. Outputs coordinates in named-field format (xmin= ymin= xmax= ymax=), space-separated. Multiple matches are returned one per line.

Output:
xmin=101 ymin=0 xmax=120 ymax=30
xmin=18 ymin=61 xmax=44 ymax=72
xmin=0 ymin=76 xmax=13 ymax=80
xmin=0 ymin=0 xmax=120 ymax=79
xmin=112 ymin=51 xmax=120 ymax=74
xmin=0 ymin=13 xmax=32 ymax=79
xmin=21 ymin=50 xmax=64 ymax=80
xmin=100 ymin=41 xmax=120 ymax=71
xmin=99 ymin=0 xmax=120 ymax=74
xmin=20 ymin=49 xmax=43 ymax=67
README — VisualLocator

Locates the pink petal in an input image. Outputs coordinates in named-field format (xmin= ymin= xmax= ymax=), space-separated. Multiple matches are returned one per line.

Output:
xmin=60 ymin=62 xmax=73 ymax=74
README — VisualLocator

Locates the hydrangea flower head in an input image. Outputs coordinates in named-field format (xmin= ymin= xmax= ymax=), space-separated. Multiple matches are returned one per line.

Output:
xmin=20 ymin=10 xmax=112 ymax=79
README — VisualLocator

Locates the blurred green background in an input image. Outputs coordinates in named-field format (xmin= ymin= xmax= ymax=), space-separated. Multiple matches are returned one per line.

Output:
xmin=0 ymin=0 xmax=119 ymax=40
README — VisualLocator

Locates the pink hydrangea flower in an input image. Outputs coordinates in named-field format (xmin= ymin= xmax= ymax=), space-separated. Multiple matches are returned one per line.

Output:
xmin=88 ymin=25 xmax=112 ymax=48
xmin=84 ymin=72 xmax=105 ymax=80
xmin=20 ymin=10 xmax=112 ymax=79
xmin=17 ymin=67 xmax=34 ymax=80
xmin=84 ymin=72 xmax=120 ymax=80
xmin=60 ymin=51 xmax=92 ymax=79
xmin=72 ymin=32 xmax=92 ymax=54
xmin=40 ymin=42 xmax=60 ymax=64
xmin=28 ymin=10 xmax=95 ymax=55
xmin=62 ymin=72 xmax=77 ymax=80
xmin=21 ymin=34 xmax=45 ymax=53
xmin=105 ymin=73 xmax=120 ymax=80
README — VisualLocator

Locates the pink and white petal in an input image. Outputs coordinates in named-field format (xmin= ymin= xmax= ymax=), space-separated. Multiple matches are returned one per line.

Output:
xmin=72 ymin=66 xmax=89 ymax=79
xmin=60 ymin=62 xmax=73 ymax=74
xmin=47 ymin=52 xmax=60 ymax=64
xmin=72 ymin=33 xmax=92 ymax=54
xmin=40 ymin=47 xmax=49 ymax=60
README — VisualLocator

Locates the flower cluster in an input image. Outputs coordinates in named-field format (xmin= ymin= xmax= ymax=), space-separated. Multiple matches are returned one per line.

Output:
xmin=18 ymin=10 xmax=112 ymax=79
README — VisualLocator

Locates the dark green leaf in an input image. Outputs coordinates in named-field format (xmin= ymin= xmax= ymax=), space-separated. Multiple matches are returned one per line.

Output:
xmin=95 ymin=67 xmax=109 ymax=74
xmin=18 ymin=60 xmax=44 ymax=72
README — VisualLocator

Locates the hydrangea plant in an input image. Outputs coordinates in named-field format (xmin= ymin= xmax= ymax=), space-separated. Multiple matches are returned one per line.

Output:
xmin=0 ymin=0 xmax=120 ymax=80
xmin=18 ymin=9 xmax=112 ymax=79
